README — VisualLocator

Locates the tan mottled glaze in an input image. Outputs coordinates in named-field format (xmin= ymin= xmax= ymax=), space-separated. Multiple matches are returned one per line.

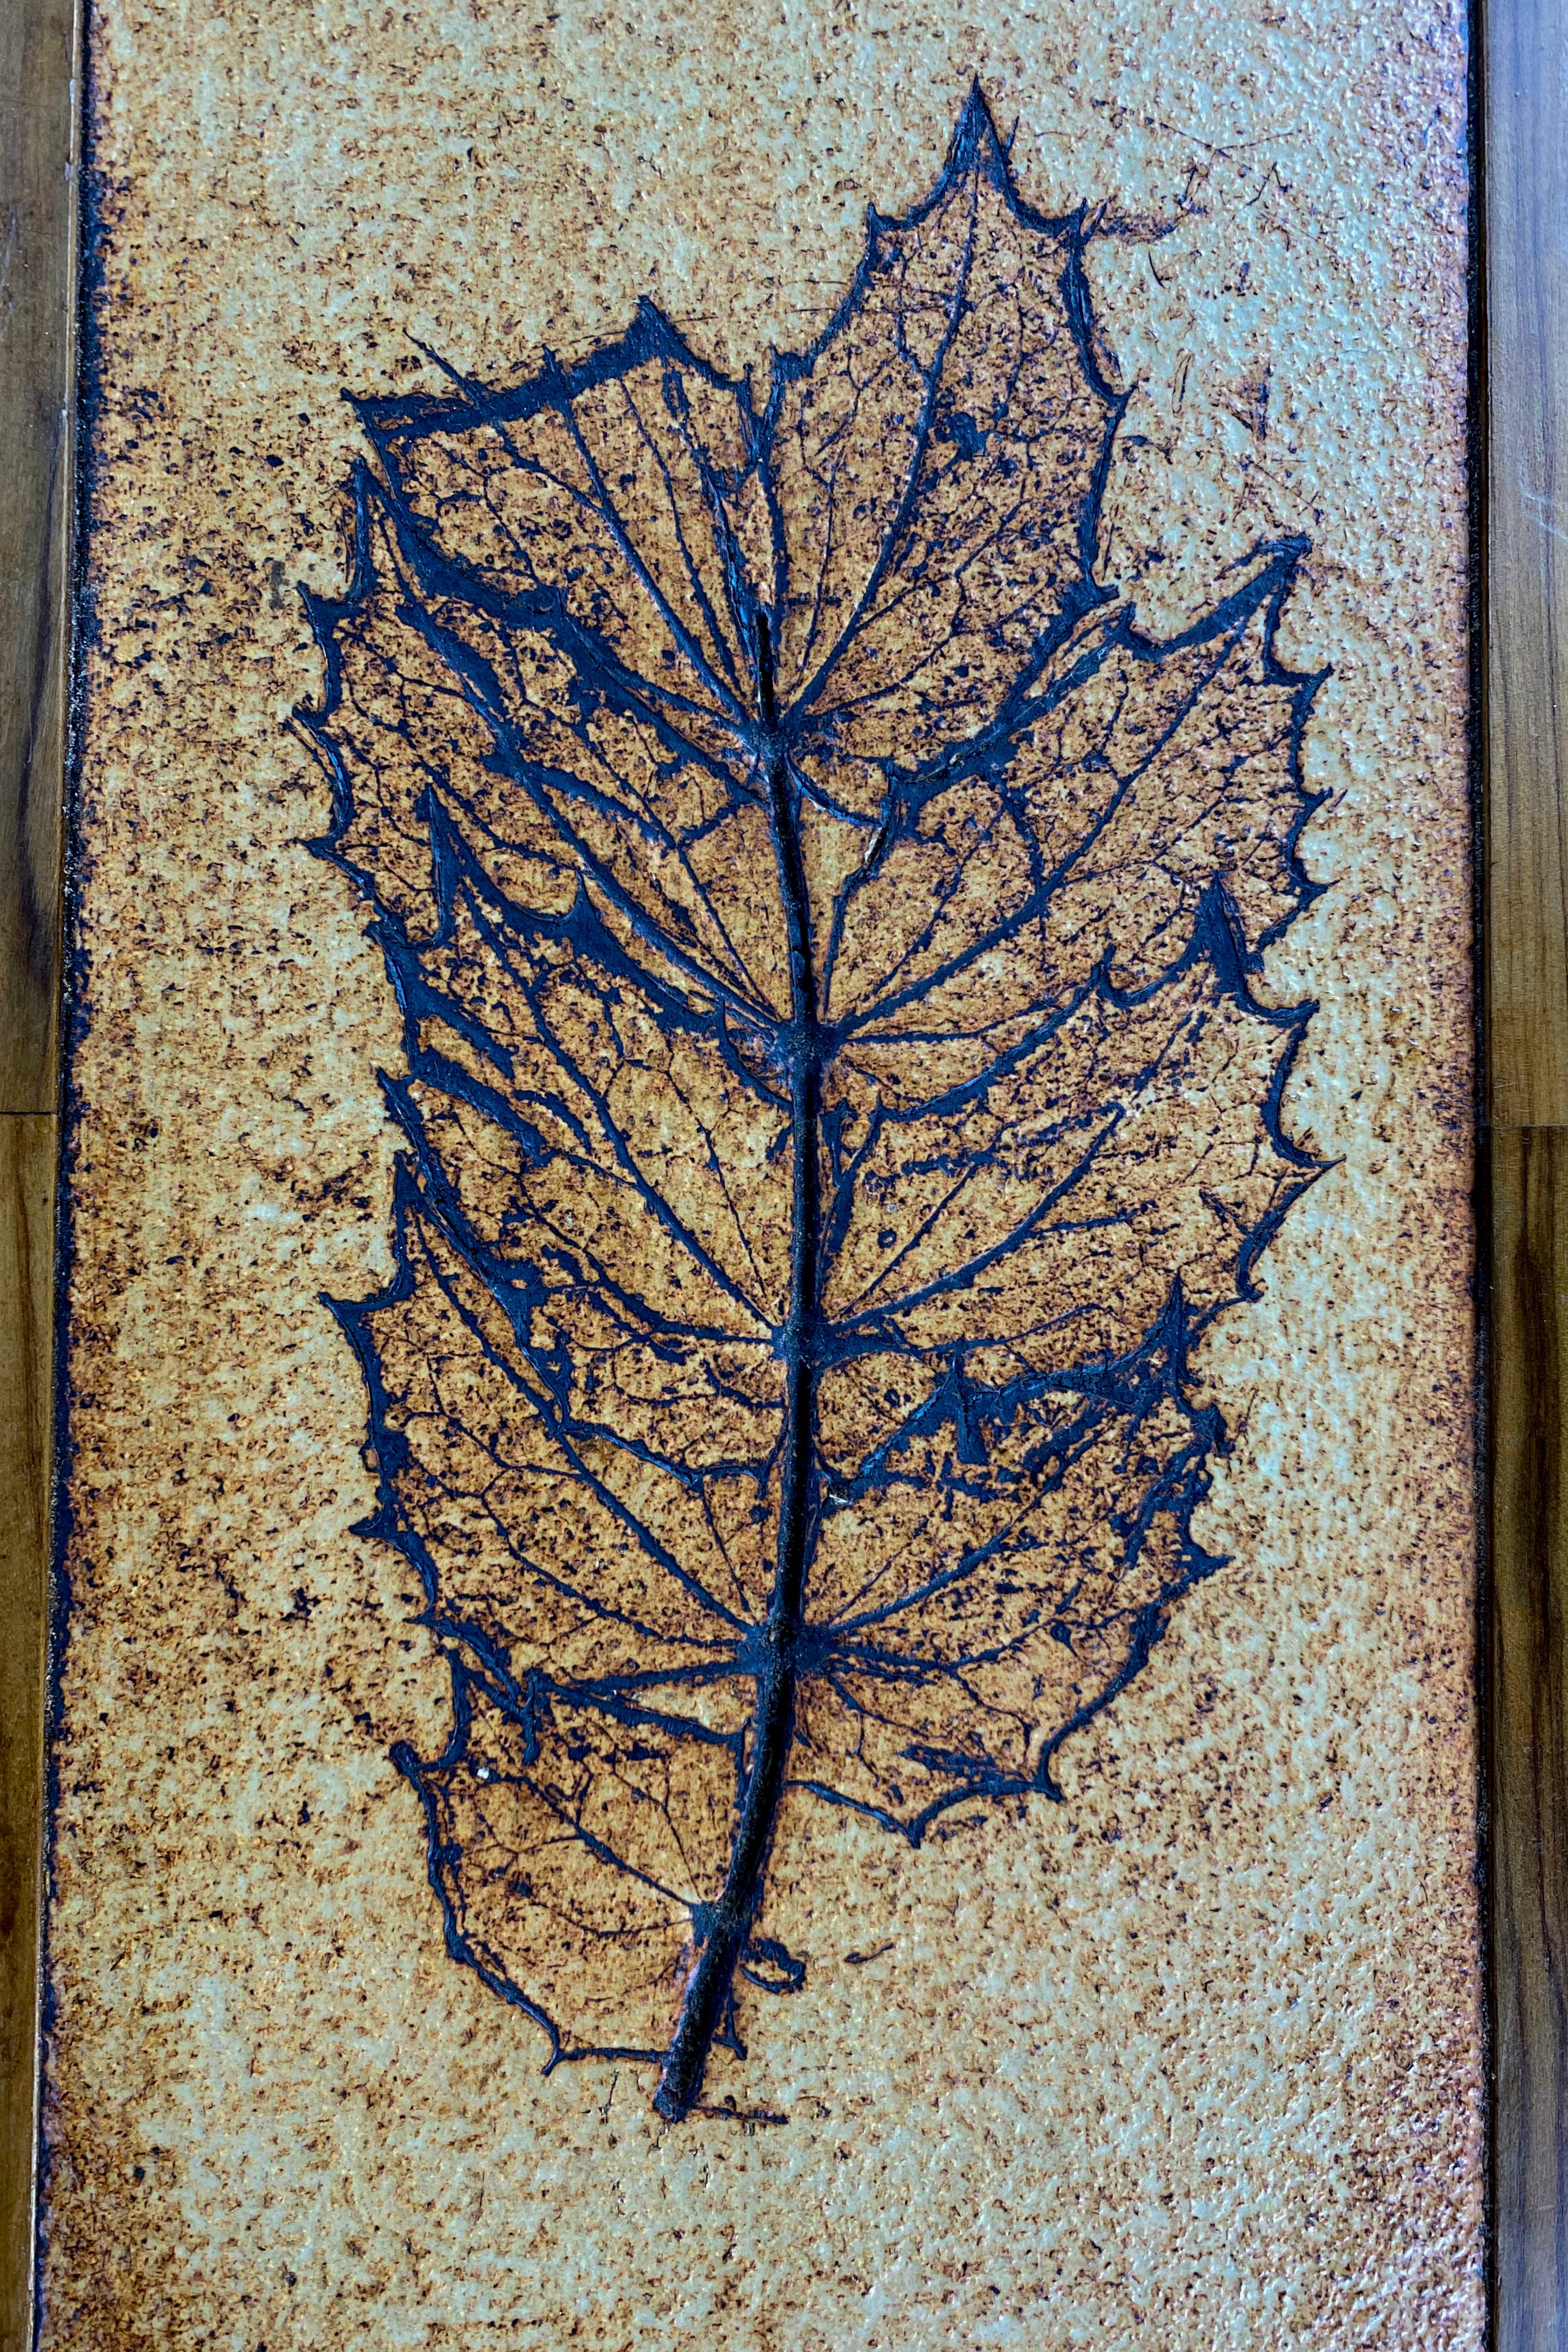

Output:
xmin=45 ymin=3 xmax=1477 ymax=2344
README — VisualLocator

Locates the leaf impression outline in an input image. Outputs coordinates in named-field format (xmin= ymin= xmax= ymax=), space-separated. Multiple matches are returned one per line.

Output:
xmin=296 ymin=87 xmax=1327 ymax=2122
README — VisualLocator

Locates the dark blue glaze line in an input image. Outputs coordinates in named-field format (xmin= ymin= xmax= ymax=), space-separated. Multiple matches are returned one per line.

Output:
xmin=654 ymin=624 xmax=820 ymax=2120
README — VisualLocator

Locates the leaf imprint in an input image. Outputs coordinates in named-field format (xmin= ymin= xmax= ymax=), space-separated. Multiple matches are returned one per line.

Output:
xmin=297 ymin=87 xmax=1326 ymax=2121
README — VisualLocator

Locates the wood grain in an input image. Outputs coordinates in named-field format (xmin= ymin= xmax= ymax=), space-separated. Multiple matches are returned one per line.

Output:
xmin=0 ymin=0 xmax=73 ymax=2342
xmin=1486 ymin=0 xmax=1568 ymax=1125
xmin=0 ymin=1125 xmax=54 ymax=2352
xmin=1491 ymin=1132 xmax=1568 ymax=2349
xmin=0 ymin=0 xmax=74 ymax=1114
xmin=1487 ymin=0 xmax=1568 ymax=2339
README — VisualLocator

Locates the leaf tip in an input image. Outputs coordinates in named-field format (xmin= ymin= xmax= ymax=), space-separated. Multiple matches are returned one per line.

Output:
xmin=948 ymin=79 xmax=1012 ymax=194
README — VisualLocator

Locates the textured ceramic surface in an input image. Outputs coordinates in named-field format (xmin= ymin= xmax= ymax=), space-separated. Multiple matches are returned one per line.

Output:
xmin=46 ymin=3 xmax=1477 ymax=2343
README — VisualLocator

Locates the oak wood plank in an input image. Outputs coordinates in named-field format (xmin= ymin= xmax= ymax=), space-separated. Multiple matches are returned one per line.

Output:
xmin=1491 ymin=1129 xmax=1568 ymax=2349
xmin=0 ymin=1122 xmax=55 ymax=2352
xmin=0 ymin=0 xmax=73 ymax=2339
xmin=1487 ymin=0 xmax=1568 ymax=2337
xmin=1486 ymin=0 xmax=1568 ymax=1124
xmin=0 ymin=0 xmax=74 ymax=1116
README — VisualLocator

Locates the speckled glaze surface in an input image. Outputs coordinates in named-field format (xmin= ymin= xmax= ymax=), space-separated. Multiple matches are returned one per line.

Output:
xmin=45 ymin=4 xmax=1477 ymax=2345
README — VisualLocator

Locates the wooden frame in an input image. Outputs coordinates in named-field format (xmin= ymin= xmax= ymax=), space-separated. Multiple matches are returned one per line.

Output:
xmin=1485 ymin=0 xmax=1568 ymax=2340
xmin=0 ymin=0 xmax=1559 ymax=2339
xmin=0 ymin=0 xmax=76 ymax=2345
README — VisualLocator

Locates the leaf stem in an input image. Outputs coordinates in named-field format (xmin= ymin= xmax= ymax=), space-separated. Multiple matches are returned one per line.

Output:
xmin=654 ymin=630 xmax=820 ymax=2121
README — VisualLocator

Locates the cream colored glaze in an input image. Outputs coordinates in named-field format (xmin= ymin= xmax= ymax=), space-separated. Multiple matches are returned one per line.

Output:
xmin=44 ymin=3 xmax=1477 ymax=2344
